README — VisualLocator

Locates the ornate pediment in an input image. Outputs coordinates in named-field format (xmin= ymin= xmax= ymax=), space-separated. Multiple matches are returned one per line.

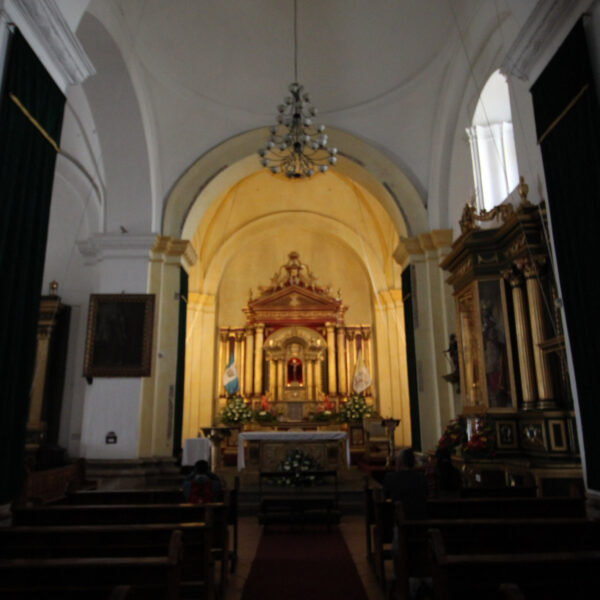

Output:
xmin=244 ymin=252 xmax=346 ymax=326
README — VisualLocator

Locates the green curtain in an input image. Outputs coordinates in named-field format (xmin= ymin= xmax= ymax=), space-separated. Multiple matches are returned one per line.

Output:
xmin=173 ymin=267 xmax=188 ymax=455
xmin=402 ymin=266 xmax=421 ymax=450
xmin=0 ymin=29 xmax=65 ymax=503
xmin=530 ymin=20 xmax=600 ymax=490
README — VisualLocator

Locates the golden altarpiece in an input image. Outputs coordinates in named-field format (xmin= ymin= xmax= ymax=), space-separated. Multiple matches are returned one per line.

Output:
xmin=440 ymin=181 xmax=581 ymax=494
xmin=215 ymin=252 xmax=375 ymax=421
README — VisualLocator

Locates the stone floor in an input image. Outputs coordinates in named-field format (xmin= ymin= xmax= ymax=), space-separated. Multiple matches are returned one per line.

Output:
xmin=224 ymin=514 xmax=386 ymax=600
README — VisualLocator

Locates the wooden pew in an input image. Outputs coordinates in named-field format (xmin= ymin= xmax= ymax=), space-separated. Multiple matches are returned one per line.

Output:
xmin=363 ymin=477 xmax=376 ymax=568
xmin=371 ymin=489 xmax=394 ymax=592
xmin=12 ymin=503 xmax=228 ymax=598
xmin=0 ymin=529 xmax=183 ymax=600
xmin=425 ymin=496 xmax=585 ymax=518
xmin=60 ymin=488 xmax=186 ymax=504
xmin=428 ymin=527 xmax=600 ymax=600
xmin=459 ymin=486 xmax=537 ymax=498
xmin=0 ymin=522 xmax=215 ymax=600
xmin=393 ymin=507 xmax=600 ymax=600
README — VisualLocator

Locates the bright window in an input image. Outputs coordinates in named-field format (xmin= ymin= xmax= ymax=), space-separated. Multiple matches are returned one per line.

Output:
xmin=467 ymin=71 xmax=519 ymax=211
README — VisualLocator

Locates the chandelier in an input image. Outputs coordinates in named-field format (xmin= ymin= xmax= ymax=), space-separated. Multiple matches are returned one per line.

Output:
xmin=258 ymin=1 xmax=337 ymax=178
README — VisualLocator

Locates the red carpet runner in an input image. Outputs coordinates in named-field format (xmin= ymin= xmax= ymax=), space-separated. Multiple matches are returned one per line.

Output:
xmin=241 ymin=527 xmax=369 ymax=600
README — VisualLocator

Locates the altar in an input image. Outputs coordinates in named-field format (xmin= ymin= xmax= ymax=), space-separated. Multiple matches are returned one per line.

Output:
xmin=237 ymin=431 xmax=350 ymax=471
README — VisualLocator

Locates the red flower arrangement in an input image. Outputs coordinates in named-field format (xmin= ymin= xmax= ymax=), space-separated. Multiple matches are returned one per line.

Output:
xmin=462 ymin=414 xmax=496 ymax=458
xmin=437 ymin=418 xmax=466 ymax=452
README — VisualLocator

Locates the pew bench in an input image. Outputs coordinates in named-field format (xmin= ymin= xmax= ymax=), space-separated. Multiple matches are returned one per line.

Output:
xmin=0 ymin=529 xmax=183 ymax=600
xmin=429 ymin=528 xmax=600 ymax=600
xmin=0 ymin=522 xmax=215 ymax=600
xmin=60 ymin=488 xmax=186 ymax=504
xmin=12 ymin=503 xmax=229 ymax=598
xmin=393 ymin=511 xmax=600 ymax=600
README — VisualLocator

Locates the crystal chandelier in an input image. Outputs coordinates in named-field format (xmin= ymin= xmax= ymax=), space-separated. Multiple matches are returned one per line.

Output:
xmin=258 ymin=1 xmax=337 ymax=178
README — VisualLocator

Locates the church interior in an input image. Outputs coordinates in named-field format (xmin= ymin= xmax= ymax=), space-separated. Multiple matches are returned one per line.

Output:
xmin=1 ymin=1 xmax=600 ymax=598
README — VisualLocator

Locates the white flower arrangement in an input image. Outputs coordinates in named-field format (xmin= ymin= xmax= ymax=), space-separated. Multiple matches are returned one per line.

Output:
xmin=339 ymin=394 xmax=372 ymax=423
xmin=219 ymin=394 xmax=253 ymax=425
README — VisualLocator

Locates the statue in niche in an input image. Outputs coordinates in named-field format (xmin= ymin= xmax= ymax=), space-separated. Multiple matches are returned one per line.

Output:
xmin=287 ymin=357 xmax=303 ymax=385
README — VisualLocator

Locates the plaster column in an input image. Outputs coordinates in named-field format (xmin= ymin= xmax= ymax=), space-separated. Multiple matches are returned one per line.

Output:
xmin=336 ymin=327 xmax=348 ymax=396
xmin=503 ymin=269 xmax=537 ymax=410
xmin=268 ymin=359 xmax=276 ymax=399
xmin=253 ymin=324 xmax=265 ymax=396
xmin=307 ymin=360 xmax=315 ymax=401
xmin=276 ymin=359 xmax=284 ymax=401
xmin=244 ymin=327 xmax=254 ymax=397
xmin=518 ymin=257 xmax=556 ymax=409
xmin=326 ymin=322 xmax=337 ymax=396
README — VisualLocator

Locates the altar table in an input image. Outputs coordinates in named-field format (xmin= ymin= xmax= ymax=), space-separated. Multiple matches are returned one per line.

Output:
xmin=237 ymin=431 xmax=350 ymax=471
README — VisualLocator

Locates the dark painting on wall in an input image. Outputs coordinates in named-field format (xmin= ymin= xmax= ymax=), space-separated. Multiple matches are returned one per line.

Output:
xmin=83 ymin=294 xmax=155 ymax=377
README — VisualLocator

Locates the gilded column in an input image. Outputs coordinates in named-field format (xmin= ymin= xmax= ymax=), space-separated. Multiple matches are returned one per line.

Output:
xmin=346 ymin=330 xmax=357 ymax=392
xmin=268 ymin=359 xmax=276 ymax=399
xmin=315 ymin=357 xmax=323 ymax=398
xmin=307 ymin=360 xmax=315 ymax=401
xmin=253 ymin=324 xmax=265 ymax=396
xmin=276 ymin=359 xmax=284 ymax=401
xmin=518 ymin=257 xmax=555 ymax=409
xmin=503 ymin=269 xmax=537 ymax=410
xmin=218 ymin=330 xmax=230 ymax=396
xmin=28 ymin=323 xmax=53 ymax=436
xmin=244 ymin=327 xmax=254 ymax=397
xmin=336 ymin=327 xmax=348 ymax=396
xmin=234 ymin=331 xmax=244 ymax=394
xmin=326 ymin=322 xmax=337 ymax=396
xmin=362 ymin=327 xmax=373 ymax=394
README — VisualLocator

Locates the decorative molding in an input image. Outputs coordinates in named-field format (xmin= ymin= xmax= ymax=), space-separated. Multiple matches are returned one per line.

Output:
xmin=2 ymin=0 xmax=95 ymax=89
xmin=77 ymin=233 xmax=157 ymax=265
xmin=501 ymin=0 xmax=593 ymax=81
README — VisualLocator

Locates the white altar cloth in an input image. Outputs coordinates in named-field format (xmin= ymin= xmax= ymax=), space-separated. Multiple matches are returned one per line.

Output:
xmin=237 ymin=431 xmax=350 ymax=470
xmin=182 ymin=437 xmax=211 ymax=466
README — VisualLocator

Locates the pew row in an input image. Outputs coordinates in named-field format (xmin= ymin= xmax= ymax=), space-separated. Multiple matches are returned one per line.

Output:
xmin=0 ymin=522 xmax=215 ymax=600
xmin=394 ymin=507 xmax=600 ymax=600
xmin=12 ymin=503 xmax=229 ymax=598
xmin=429 ymin=527 xmax=600 ymax=600
xmin=0 ymin=529 xmax=183 ymax=600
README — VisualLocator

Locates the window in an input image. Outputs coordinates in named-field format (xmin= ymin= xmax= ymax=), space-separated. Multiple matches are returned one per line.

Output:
xmin=467 ymin=71 xmax=519 ymax=211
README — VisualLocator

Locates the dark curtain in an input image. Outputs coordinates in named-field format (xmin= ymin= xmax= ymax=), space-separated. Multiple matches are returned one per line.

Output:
xmin=530 ymin=20 xmax=600 ymax=490
xmin=173 ymin=267 xmax=188 ymax=455
xmin=0 ymin=29 xmax=65 ymax=503
xmin=402 ymin=266 xmax=421 ymax=450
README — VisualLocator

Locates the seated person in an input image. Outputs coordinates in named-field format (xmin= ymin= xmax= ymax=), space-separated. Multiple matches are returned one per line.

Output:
xmin=383 ymin=447 xmax=428 ymax=518
xmin=183 ymin=459 xmax=224 ymax=503
xmin=434 ymin=447 xmax=461 ymax=497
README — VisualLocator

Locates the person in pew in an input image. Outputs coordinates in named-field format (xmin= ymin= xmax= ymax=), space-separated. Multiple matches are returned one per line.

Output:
xmin=433 ymin=447 xmax=461 ymax=498
xmin=383 ymin=448 xmax=428 ymax=519
xmin=385 ymin=449 xmax=432 ymax=599
xmin=183 ymin=459 xmax=224 ymax=504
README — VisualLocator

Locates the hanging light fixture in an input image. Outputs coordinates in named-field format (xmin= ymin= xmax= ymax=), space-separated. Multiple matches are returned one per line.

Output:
xmin=258 ymin=0 xmax=337 ymax=178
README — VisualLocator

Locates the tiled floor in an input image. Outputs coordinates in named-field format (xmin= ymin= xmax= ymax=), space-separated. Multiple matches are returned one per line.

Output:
xmin=225 ymin=515 xmax=386 ymax=600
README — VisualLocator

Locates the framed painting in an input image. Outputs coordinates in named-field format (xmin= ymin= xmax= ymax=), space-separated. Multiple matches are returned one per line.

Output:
xmin=83 ymin=294 xmax=155 ymax=377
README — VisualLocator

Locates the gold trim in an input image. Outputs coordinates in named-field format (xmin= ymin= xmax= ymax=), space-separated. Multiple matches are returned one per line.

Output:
xmin=537 ymin=84 xmax=589 ymax=145
xmin=9 ymin=93 xmax=60 ymax=153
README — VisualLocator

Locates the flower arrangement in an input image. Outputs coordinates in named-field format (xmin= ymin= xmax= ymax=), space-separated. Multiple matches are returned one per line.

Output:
xmin=437 ymin=418 xmax=466 ymax=453
xmin=219 ymin=394 xmax=253 ymax=425
xmin=311 ymin=395 xmax=337 ymax=422
xmin=254 ymin=395 xmax=279 ymax=423
xmin=339 ymin=394 xmax=372 ymax=423
xmin=270 ymin=448 xmax=322 ymax=487
xmin=462 ymin=414 xmax=496 ymax=458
